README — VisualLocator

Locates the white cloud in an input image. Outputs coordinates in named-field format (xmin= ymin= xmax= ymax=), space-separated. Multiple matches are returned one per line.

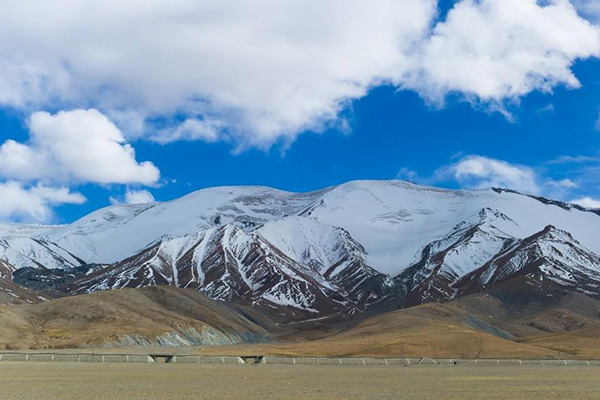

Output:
xmin=0 ymin=109 xmax=160 ymax=185
xmin=439 ymin=155 xmax=541 ymax=194
xmin=110 ymin=189 xmax=155 ymax=205
xmin=572 ymin=196 xmax=600 ymax=208
xmin=125 ymin=189 xmax=155 ymax=205
xmin=114 ymin=189 xmax=156 ymax=205
xmin=403 ymin=0 xmax=600 ymax=105
xmin=546 ymin=178 xmax=579 ymax=189
xmin=0 ymin=0 xmax=437 ymax=147
xmin=0 ymin=0 xmax=596 ymax=147
xmin=0 ymin=181 xmax=85 ymax=222
xmin=432 ymin=154 xmax=597 ymax=200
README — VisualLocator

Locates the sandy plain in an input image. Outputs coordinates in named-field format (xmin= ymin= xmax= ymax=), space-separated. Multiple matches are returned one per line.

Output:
xmin=1 ymin=363 xmax=599 ymax=400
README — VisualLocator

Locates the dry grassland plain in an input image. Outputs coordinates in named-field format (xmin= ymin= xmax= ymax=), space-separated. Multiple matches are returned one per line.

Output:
xmin=0 ymin=363 xmax=599 ymax=400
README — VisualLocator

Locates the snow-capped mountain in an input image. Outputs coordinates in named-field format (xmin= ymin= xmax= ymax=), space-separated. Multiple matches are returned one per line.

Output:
xmin=0 ymin=180 xmax=598 ymax=317
xmin=65 ymin=225 xmax=351 ymax=317
xmin=456 ymin=225 xmax=600 ymax=298
xmin=397 ymin=208 xmax=519 ymax=305
xmin=34 ymin=181 xmax=600 ymax=273
xmin=0 ymin=237 xmax=84 ymax=271
xmin=42 ymin=187 xmax=327 ymax=264
xmin=256 ymin=217 xmax=398 ymax=309
xmin=65 ymin=222 xmax=396 ymax=318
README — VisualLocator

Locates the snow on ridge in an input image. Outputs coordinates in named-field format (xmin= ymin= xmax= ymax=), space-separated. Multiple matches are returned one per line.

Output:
xmin=309 ymin=183 xmax=600 ymax=275
xmin=257 ymin=216 xmax=356 ymax=275
xmin=0 ymin=180 xmax=597 ymax=279
xmin=0 ymin=236 xmax=83 ymax=270
xmin=462 ymin=224 xmax=600 ymax=286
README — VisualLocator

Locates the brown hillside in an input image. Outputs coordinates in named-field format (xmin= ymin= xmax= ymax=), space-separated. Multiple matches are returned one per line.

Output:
xmin=0 ymin=286 xmax=270 ymax=350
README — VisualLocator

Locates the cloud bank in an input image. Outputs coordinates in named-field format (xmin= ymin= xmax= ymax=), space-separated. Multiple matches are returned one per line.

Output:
xmin=0 ymin=0 xmax=596 ymax=147
xmin=0 ymin=0 xmax=598 ymax=221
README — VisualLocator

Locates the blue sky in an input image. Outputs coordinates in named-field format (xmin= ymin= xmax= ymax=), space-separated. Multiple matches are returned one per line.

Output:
xmin=0 ymin=0 xmax=599 ymax=223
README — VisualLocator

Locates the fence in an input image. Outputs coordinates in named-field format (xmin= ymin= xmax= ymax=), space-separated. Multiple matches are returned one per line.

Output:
xmin=0 ymin=353 xmax=599 ymax=366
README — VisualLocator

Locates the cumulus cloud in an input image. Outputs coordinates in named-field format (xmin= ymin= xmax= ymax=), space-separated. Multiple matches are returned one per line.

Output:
xmin=0 ymin=0 xmax=437 ymax=147
xmin=0 ymin=181 xmax=85 ymax=222
xmin=110 ymin=189 xmax=156 ymax=205
xmin=572 ymin=196 xmax=600 ymax=208
xmin=439 ymin=155 xmax=541 ymax=194
xmin=0 ymin=109 xmax=160 ymax=185
xmin=0 ymin=0 xmax=596 ymax=147
xmin=404 ymin=0 xmax=600 ymax=105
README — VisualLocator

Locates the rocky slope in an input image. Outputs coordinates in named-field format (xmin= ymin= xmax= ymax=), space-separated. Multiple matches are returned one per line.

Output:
xmin=457 ymin=225 xmax=600 ymax=300
xmin=397 ymin=208 xmax=518 ymax=305
xmin=398 ymin=221 xmax=600 ymax=308
xmin=0 ymin=278 xmax=54 ymax=305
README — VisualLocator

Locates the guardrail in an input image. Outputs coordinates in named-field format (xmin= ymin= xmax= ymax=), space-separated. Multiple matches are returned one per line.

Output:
xmin=1 ymin=353 xmax=600 ymax=366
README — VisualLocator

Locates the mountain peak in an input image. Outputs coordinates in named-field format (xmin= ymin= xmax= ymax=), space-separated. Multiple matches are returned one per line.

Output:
xmin=477 ymin=207 xmax=515 ymax=223
xmin=456 ymin=224 xmax=600 ymax=300
xmin=528 ymin=224 xmax=578 ymax=245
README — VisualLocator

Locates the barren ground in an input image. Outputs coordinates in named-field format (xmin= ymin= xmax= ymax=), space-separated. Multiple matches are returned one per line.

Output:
xmin=0 ymin=363 xmax=599 ymax=400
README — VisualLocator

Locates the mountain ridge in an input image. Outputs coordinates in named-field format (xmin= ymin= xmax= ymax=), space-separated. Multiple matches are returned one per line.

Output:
xmin=0 ymin=180 xmax=598 ymax=321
